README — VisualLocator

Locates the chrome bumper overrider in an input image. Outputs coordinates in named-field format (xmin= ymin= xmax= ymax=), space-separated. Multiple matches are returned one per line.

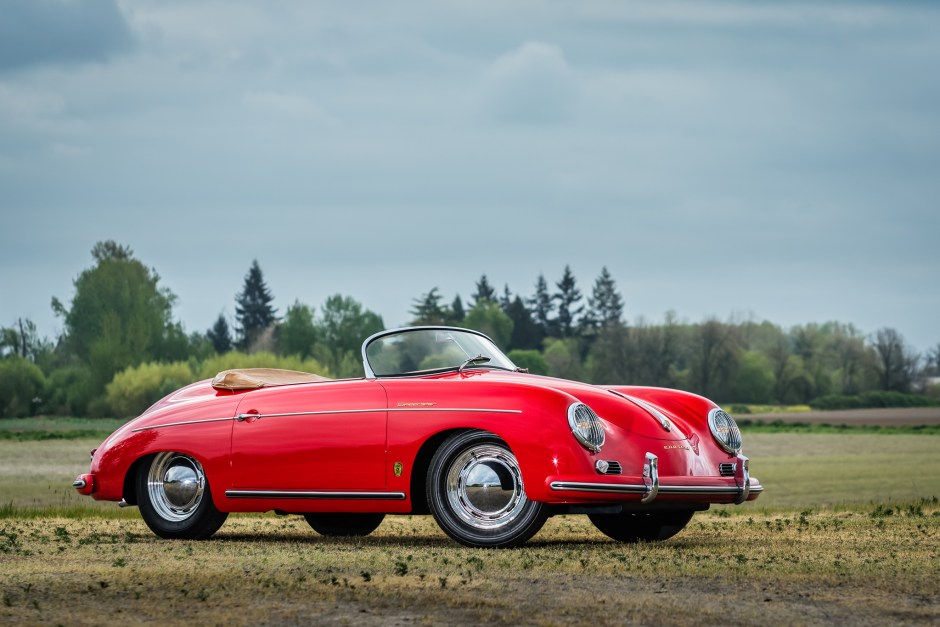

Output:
xmin=550 ymin=453 xmax=762 ymax=504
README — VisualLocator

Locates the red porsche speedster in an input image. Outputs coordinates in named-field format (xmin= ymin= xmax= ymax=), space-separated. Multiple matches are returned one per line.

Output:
xmin=74 ymin=326 xmax=762 ymax=548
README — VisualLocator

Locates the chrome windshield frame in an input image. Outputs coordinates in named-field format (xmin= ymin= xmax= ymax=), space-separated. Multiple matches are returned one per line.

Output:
xmin=361 ymin=326 xmax=514 ymax=379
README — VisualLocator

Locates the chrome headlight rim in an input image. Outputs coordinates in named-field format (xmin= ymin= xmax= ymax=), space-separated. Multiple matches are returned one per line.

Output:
xmin=567 ymin=402 xmax=605 ymax=453
xmin=707 ymin=408 xmax=743 ymax=454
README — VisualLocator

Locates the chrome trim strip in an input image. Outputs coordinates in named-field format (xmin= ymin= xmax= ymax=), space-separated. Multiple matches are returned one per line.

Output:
xmin=549 ymin=482 xmax=763 ymax=497
xmin=237 ymin=407 xmax=522 ymax=421
xmin=611 ymin=391 xmax=672 ymax=432
xmin=131 ymin=416 xmax=234 ymax=433
xmin=225 ymin=490 xmax=406 ymax=500
xmin=550 ymin=481 xmax=649 ymax=494
xmin=136 ymin=407 xmax=522 ymax=430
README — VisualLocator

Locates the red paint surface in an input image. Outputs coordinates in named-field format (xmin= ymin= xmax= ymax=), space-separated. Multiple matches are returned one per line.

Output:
xmin=76 ymin=369 xmax=761 ymax=513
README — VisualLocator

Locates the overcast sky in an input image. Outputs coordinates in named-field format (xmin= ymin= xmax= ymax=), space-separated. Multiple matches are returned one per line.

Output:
xmin=1 ymin=0 xmax=938 ymax=352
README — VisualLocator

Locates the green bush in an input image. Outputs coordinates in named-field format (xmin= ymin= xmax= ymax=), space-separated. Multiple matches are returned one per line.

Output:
xmin=926 ymin=383 xmax=940 ymax=400
xmin=507 ymin=349 xmax=548 ymax=376
xmin=42 ymin=366 xmax=97 ymax=416
xmin=106 ymin=361 xmax=196 ymax=417
xmin=810 ymin=391 xmax=940 ymax=410
xmin=0 ymin=356 xmax=47 ymax=417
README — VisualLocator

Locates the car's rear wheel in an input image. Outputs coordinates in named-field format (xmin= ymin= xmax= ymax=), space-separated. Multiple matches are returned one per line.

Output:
xmin=136 ymin=452 xmax=228 ymax=540
xmin=427 ymin=430 xmax=548 ymax=548
xmin=303 ymin=513 xmax=386 ymax=537
xmin=588 ymin=510 xmax=695 ymax=543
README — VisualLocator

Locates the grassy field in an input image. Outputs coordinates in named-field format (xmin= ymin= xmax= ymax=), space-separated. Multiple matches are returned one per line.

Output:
xmin=1 ymin=507 xmax=937 ymax=625
xmin=1 ymin=423 xmax=938 ymax=624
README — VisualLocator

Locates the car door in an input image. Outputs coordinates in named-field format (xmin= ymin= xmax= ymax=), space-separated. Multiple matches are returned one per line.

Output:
xmin=230 ymin=379 xmax=388 ymax=490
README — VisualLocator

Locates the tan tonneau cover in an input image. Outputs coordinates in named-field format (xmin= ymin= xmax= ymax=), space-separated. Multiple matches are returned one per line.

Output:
xmin=211 ymin=368 xmax=332 ymax=391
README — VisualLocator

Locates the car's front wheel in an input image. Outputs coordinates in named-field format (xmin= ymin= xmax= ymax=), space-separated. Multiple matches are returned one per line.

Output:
xmin=303 ymin=513 xmax=385 ymax=536
xmin=427 ymin=430 xmax=548 ymax=548
xmin=136 ymin=452 xmax=228 ymax=540
xmin=588 ymin=510 xmax=695 ymax=543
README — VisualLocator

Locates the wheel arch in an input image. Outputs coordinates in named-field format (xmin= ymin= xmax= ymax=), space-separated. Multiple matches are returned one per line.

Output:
xmin=122 ymin=448 xmax=227 ymax=511
xmin=409 ymin=428 xmax=467 ymax=514
xmin=122 ymin=454 xmax=154 ymax=506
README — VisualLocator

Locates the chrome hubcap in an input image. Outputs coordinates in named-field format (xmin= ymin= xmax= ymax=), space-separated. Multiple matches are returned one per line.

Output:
xmin=446 ymin=444 xmax=526 ymax=530
xmin=147 ymin=453 xmax=205 ymax=522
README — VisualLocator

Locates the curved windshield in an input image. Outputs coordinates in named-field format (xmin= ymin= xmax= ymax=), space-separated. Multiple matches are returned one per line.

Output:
xmin=364 ymin=328 xmax=516 ymax=377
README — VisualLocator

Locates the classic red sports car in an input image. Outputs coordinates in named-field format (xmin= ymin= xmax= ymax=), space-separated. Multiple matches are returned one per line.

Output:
xmin=74 ymin=326 xmax=762 ymax=548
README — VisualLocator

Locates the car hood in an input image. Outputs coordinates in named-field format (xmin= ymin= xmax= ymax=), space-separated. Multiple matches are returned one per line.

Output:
xmin=448 ymin=370 xmax=705 ymax=441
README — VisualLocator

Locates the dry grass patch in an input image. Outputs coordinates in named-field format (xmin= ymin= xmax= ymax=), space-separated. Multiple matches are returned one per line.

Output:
xmin=1 ymin=506 xmax=937 ymax=625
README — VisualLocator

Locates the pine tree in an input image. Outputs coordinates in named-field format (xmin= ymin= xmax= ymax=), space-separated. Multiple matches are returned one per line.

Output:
xmin=234 ymin=260 xmax=277 ymax=349
xmin=207 ymin=314 xmax=233 ymax=353
xmin=554 ymin=265 xmax=584 ymax=338
xmin=586 ymin=266 xmax=624 ymax=329
xmin=528 ymin=274 xmax=554 ymax=338
xmin=471 ymin=274 xmax=496 ymax=306
xmin=506 ymin=295 xmax=541 ymax=350
xmin=410 ymin=288 xmax=447 ymax=325
xmin=500 ymin=284 xmax=512 ymax=313
xmin=450 ymin=295 xmax=466 ymax=323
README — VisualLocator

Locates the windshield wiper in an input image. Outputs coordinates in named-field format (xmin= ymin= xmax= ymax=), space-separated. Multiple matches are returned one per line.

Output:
xmin=458 ymin=354 xmax=490 ymax=373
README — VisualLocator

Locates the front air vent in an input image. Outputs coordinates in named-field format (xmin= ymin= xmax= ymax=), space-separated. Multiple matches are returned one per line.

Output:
xmin=719 ymin=463 xmax=736 ymax=477
xmin=603 ymin=461 xmax=623 ymax=475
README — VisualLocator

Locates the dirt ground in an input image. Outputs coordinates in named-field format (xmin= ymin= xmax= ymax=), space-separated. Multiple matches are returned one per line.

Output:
xmin=745 ymin=407 xmax=940 ymax=426
xmin=1 ymin=509 xmax=938 ymax=626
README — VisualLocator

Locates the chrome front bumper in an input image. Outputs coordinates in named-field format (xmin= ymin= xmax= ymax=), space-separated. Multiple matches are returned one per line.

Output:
xmin=549 ymin=453 xmax=762 ymax=504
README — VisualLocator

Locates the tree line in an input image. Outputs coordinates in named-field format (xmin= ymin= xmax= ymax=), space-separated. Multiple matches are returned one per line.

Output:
xmin=1 ymin=240 xmax=938 ymax=418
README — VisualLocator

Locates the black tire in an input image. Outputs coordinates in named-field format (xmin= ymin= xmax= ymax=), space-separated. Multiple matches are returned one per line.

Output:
xmin=136 ymin=452 xmax=228 ymax=540
xmin=588 ymin=510 xmax=695 ymax=543
xmin=427 ymin=430 xmax=548 ymax=548
xmin=303 ymin=513 xmax=386 ymax=537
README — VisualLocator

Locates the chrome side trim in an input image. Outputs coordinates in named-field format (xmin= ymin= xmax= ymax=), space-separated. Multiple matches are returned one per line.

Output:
xmin=132 ymin=416 xmax=234 ymax=433
xmin=225 ymin=490 xmax=406 ymax=500
xmin=237 ymin=407 xmax=522 ymax=421
xmin=641 ymin=453 xmax=659 ymax=503
xmin=136 ymin=407 xmax=522 ymax=431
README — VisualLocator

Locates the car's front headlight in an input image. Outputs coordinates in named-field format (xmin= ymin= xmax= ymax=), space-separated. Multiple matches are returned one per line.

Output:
xmin=707 ymin=408 xmax=742 ymax=454
xmin=568 ymin=403 xmax=605 ymax=453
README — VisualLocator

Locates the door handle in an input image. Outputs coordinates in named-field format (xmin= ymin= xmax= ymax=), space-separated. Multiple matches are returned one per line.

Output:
xmin=236 ymin=411 xmax=261 ymax=422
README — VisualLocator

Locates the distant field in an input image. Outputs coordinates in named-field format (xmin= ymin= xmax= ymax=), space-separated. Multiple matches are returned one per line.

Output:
xmin=744 ymin=407 xmax=940 ymax=427
xmin=743 ymin=433 xmax=940 ymax=509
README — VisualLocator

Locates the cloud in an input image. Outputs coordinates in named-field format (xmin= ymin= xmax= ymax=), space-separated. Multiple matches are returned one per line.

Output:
xmin=482 ymin=42 xmax=576 ymax=124
xmin=0 ymin=0 xmax=133 ymax=72
xmin=243 ymin=91 xmax=336 ymax=124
